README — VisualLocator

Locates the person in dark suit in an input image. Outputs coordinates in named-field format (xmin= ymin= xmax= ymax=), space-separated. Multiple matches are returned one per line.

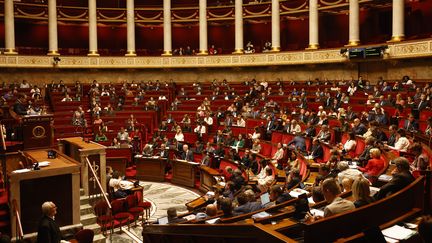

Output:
xmin=352 ymin=118 xmax=367 ymax=136
xmin=213 ymin=130 xmax=225 ymax=144
xmin=233 ymin=192 xmax=262 ymax=216
xmin=304 ymin=121 xmax=316 ymax=137
xmin=387 ymin=125 xmax=397 ymax=146
xmin=309 ymin=139 xmax=324 ymax=160
xmin=230 ymin=169 xmax=246 ymax=192
xmin=13 ymin=93 xmax=28 ymax=115
xmin=270 ymin=185 xmax=293 ymax=205
xmin=181 ymin=144 xmax=194 ymax=161
xmin=287 ymin=134 xmax=307 ymax=152
xmin=404 ymin=114 xmax=419 ymax=133
xmin=416 ymin=94 xmax=429 ymax=111
xmin=374 ymin=157 xmax=415 ymax=200
xmin=37 ymin=201 xmax=63 ymax=243
xmin=158 ymin=144 xmax=169 ymax=159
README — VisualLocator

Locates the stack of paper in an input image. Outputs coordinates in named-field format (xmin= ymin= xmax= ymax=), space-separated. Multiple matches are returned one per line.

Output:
xmin=289 ymin=188 xmax=309 ymax=198
xmin=378 ymin=174 xmax=393 ymax=182
xmin=252 ymin=211 xmax=271 ymax=219
xmin=382 ymin=225 xmax=416 ymax=240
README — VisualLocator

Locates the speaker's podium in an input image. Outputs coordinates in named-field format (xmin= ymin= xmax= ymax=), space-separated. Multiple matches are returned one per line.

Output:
xmin=22 ymin=114 xmax=53 ymax=150
xmin=171 ymin=159 xmax=200 ymax=188
xmin=9 ymin=149 xmax=81 ymax=238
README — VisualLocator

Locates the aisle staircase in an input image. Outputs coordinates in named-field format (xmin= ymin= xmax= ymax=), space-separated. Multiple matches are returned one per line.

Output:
xmin=80 ymin=189 xmax=106 ymax=243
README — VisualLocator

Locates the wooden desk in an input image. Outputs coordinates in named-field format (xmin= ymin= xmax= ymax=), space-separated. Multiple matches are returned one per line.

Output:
xmin=9 ymin=149 xmax=80 ymax=237
xmin=199 ymin=166 xmax=221 ymax=192
xmin=135 ymin=156 xmax=166 ymax=182
xmin=172 ymin=159 xmax=199 ymax=188
xmin=58 ymin=137 xmax=106 ymax=196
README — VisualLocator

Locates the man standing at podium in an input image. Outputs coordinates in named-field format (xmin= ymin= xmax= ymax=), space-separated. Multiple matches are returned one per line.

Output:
xmin=37 ymin=201 xmax=66 ymax=243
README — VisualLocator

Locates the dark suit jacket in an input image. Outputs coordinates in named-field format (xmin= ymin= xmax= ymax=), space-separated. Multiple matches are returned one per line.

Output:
xmin=417 ymin=100 xmax=429 ymax=110
xmin=181 ymin=150 xmax=194 ymax=161
xmin=37 ymin=216 xmax=62 ymax=243
xmin=159 ymin=150 xmax=169 ymax=159
xmin=233 ymin=202 xmax=262 ymax=215
xmin=353 ymin=124 xmax=367 ymax=136
xmin=13 ymin=101 xmax=28 ymax=115
xmin=214 ymin=135 xmax=225 ymax=144
xmin=310 ymin=144 xmax=324 ymax=160
xmin=387 ymin=134 xmax=396 ymax=146
xmin=404 ymin=120 xmax=419 ymax=132
xmin=374 ymin=172 xmax=415 ymax=200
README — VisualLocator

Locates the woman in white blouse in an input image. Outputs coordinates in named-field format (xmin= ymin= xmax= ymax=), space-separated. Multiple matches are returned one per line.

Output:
xmin=174 ymin=127 xmax=184 ymax=142
xmin=392 ymin=128 xmax=410 ymax=152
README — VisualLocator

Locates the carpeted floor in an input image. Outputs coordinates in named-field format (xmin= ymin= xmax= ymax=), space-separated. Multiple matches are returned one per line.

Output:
xmin=106 ymin=181 xmax=201 ymax=243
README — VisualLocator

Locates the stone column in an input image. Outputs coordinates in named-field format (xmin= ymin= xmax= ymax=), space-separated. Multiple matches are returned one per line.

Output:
xmin=198 ymin=0 xmax=208 ymax=55
xmin=390 ymin=0 xmax=405 ymax=42
xmin=347 ymin=0 xmax=360 ymax=46
xmin=80 ymin=154 xmax=89 ymax=196
xmin=307 ymin=0 xmax=319 ymax=49
xmin=271 ymin=0 xmax=280 ymax=51
xmin=126 ymin=0 xmax=136 ymax=56
xmin=4 ymin=0 xmax=17 ymax=54
xmin=162 ymin=0 xmax=172 ymax=56
xmin=47 ymin=0 xmax=59 ymax=55
xmin=88 ymin=0 xmax=99 ymax=56
xmin=233 ymin=0 xmax=243 ymax=54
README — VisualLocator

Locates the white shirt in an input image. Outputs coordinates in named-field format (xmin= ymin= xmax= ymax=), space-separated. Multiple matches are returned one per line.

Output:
xmin=272 ymin=148 xmax=284 ymax=161
xmin=204 ymin=117 xmax=213 ymax=126
xmin=175 ymin=133 xmax=184 ymax=142
xmin=194 ymin=125 xmax=206 ymax=134
xmin=343 ymin=140 xmax=357 ymax=152
xmin=237 ymin=119 xmax=246 ymax=127
xmin=394 ymin=137 xmax=410 ymax=152
xmin=290 ymin=124 xmax=302 ymax=133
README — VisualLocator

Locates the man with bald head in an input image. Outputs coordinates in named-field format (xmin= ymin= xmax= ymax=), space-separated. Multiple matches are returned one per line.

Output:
xmin=352 ymin=118 xmax=367 ymax=136
xmin=37 ymin=201 xmax=65 ymax=243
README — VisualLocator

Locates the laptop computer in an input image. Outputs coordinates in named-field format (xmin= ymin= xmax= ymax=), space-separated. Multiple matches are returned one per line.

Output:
xmin=157 ymin=216 xmax=169 ymax=225
xmin=260 ymin=192 xmax=271 ymax=207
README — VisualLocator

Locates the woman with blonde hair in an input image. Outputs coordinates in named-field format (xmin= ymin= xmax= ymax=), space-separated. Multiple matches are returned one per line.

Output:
xmin=352 ymin=176 xmax=374 ymax=208
xmin=174 ymin=126 xmax=184 ymax=142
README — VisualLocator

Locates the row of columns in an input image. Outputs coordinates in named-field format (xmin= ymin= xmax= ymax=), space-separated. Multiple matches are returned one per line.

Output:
xmin=3 ymin=0 xmax=406 ymax=55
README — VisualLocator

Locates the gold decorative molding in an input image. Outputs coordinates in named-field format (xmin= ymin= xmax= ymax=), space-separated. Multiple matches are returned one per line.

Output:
xmin=0 ymin=39 xmax=431 ymax=69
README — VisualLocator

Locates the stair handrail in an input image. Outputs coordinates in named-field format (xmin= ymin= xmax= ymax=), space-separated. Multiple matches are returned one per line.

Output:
xmin=12 ymin=199 xmax=24 ymax=240
xmin=85 ymin=157 xmax=111 ymax=209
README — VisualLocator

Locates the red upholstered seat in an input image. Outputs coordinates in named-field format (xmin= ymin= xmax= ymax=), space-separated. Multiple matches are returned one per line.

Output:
xmin=94 ymin=200 xmax=113 ymax=235
xmin=126 ymin=195 xmax=144 ymax=225
xmin=271 ymin=132 xmax=283 ymax=144
xmin=134 ymin=190 xmax=152 ymax=223
xmin=111 ymin=199 xmax=133 ymax=229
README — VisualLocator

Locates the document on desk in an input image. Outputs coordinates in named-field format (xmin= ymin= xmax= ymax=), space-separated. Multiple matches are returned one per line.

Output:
xmin=382 ymin=225 xmax=416 ymax=240
xmin=12 ymin=168 xmax=31 ymax=174
xmin=38 ymin=161 xmax=51 ymax=167
xmin=309 ymin=209 xmax=324 ymax=217
xmin=252 ymin=211 xmax=271 ymax=220
xmin=378 ymin=174 xmax=393 ymax=182
xmin=289 ymin=188 xmax=309 ymax=198
xmin=188 ymin=162 xmax=200 ymax=165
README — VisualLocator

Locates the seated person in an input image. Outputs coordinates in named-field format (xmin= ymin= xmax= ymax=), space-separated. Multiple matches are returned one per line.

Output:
xmin=286 ymin=169 xmax=302 ymax=190
xmin=358 ymin=148 xmax=385 ymax=182
xmin=389 ymin=128 xmax=410 ymax=152
xmin=181 ymin=144 xmax=194 ymax=161
xmin=257 ymin=167 xmax=275 ymax=192
xmin=271 ymin=143 xmax=284 ymax=164
xmin=270 ymin=185 xmax=293 ymax=205
xmin=233 ymin=192 xmax=262 ymax=216
xmin=309 ymin=178 xmax=355 ymax=220
xmin=374 ymin=157 xmax=415 ymax=200
xmin=110 ymin=138 xmax=121 ymax=148
xmin=117 ymin=127 xmax=130 ymax=143
xmin=409 ymin=143 xmax=429 ymax=171
xmin=229 ymin=169 xmax=246 ymax=191
xmin=167 ymin=207 xmax=187 ymax=224
xmin=251 ymin=139 xmax=262 ymax=153
xmin=341 ymin=132 xmax=357 ymax=155
xmin=195 ymin=204 xmax=218 ymax=220
xmin=218 ymin=197 xmax=234 ymax=220
xmin=232 ymin=134 xmax=245 ymax=149
xmin=94 ymin=130 xmax=108 ymax=142
xmin=309 ymin=139 xmax=324 ymax=161
xmin=287 ymin=133 xmax=307 ymax=152
xmin=337 ymin=161 xmax=366 ymax=185
xmin=352 ymin=176 xmax=375 ymax=208
xmin=109 ymin=171 xmax=134 ymax=199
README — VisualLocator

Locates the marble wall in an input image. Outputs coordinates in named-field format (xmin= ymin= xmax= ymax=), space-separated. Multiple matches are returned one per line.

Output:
xmin=0 ymin=58 xmax=430 ymax=85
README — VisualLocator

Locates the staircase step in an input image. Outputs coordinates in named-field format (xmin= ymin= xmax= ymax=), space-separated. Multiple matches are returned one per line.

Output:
xmin=80 ymin=204 xmax=93 ymax=216
xmin=81 ymin=213 xmax=97 ymax=226
xmin=93 ymin=233 xmax=106 ymax=243
xmin=83 ymin=223 xmax=101 ymax=235
xmin=80 ymin=195 xmax=89 ymax=205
